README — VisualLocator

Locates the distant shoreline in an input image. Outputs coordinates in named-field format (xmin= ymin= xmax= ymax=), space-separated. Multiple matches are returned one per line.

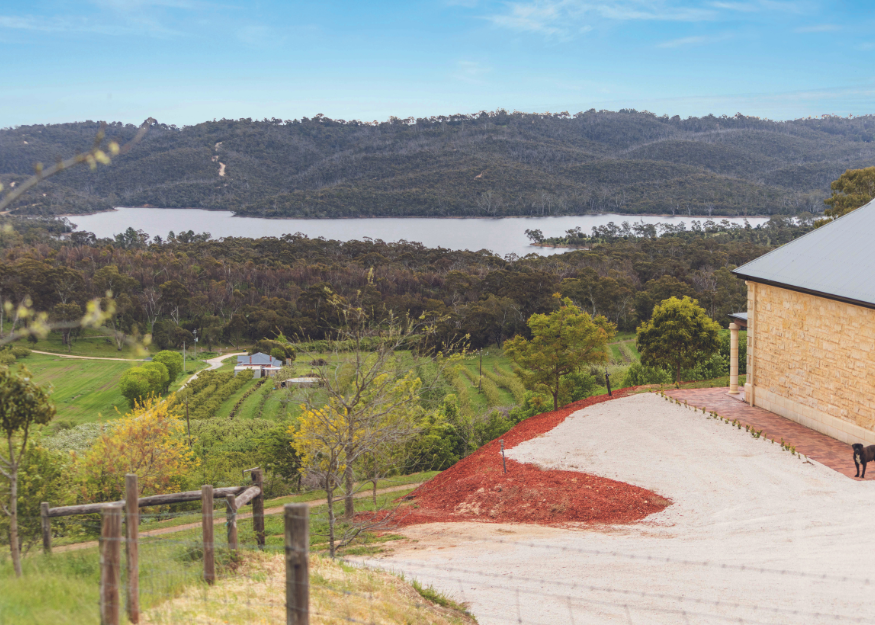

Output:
xmin=62 ymin=206 xmax=774 ymax=221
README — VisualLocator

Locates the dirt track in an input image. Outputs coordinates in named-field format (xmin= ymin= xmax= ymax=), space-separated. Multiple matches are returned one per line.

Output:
xmin=362 ymin=393 xmax=875 ymax=625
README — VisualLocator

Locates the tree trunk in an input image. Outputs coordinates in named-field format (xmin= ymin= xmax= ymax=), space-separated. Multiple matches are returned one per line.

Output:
xmin=676 ymin=363 xmax=682 ymax=385
xmin=326 ymin=477 xmax=336 ymax=558
xmin=9 ymin=464 xmax=22 ymax=577
xmin=372 ymin=479 xmax=378 ymax=507
xmin=343 ymin=463 xmax=354 ymax=520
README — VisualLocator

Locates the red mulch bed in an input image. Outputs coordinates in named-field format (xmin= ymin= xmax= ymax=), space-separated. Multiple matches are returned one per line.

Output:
xmin=389 ymin=389 xmax=670 ymax=526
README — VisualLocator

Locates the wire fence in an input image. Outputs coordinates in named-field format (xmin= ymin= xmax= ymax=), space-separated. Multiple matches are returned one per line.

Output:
xmin=8 ymin=479 xmax=874 ymax=625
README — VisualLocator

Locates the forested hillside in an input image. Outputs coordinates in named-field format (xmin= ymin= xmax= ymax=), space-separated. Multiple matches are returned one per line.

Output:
xmin=2 ymin=110 xmax=874 ymax=218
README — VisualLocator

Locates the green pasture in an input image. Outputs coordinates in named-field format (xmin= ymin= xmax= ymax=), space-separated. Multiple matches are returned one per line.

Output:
xmin=22 ymin=354 xmax=133 ymax=425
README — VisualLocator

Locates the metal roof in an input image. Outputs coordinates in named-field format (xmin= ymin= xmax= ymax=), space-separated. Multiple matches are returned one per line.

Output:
xmin=236 ymin=353 xmax=283 ymax=367
xmin=733 ymin=200 xmax=875 ymax=309
xmin=728 ymin=312 xmax=748 ymax=321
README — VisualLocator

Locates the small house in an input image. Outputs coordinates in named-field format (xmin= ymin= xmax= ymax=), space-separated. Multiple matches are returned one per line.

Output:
xmin=234 ymin=352 xmax=284 ymax=378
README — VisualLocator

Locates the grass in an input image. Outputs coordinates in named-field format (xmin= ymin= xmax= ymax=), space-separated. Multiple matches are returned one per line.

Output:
xmin=141 ymin=551 xmax=476 ymax=625
xmin=22 ymin=353 xmax=134 ymax=425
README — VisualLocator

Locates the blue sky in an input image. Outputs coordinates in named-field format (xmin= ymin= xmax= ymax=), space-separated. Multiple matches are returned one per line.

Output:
xmin=2 ymin=0 xmax=874 ymax=126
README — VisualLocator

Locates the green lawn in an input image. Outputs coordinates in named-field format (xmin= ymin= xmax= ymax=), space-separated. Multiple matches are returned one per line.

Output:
xmin=22 ymin=353 xmax=134 ymax=425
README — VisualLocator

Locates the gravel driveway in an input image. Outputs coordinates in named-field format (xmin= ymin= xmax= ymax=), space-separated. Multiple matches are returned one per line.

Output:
xmin=362 ymin=392 xmax=875 ymax=625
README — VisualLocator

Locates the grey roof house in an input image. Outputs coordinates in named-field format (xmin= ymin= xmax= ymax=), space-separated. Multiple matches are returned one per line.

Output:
xmin=731 ymin=200 xmax=875 ymax=446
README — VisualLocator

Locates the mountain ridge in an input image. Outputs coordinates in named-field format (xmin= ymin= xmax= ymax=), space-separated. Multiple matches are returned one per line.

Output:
xmin=2 ymin=109 xmax=874 ymax=218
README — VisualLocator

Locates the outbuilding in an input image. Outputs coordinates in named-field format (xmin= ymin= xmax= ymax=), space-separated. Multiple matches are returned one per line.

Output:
xmin=732 ymin=201 xmax=875 ymax=445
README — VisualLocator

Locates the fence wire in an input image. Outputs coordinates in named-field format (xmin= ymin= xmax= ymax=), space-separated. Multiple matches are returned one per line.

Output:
xmin=8 ymin=506 xmax=873 ymax=625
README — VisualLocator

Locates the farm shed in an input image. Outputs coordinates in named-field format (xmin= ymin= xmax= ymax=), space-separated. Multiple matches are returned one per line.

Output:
xmin=733 ymin=200 xmax=875 ymax=446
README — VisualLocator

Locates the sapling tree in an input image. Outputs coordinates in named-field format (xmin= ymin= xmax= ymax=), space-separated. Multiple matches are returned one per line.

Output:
xmin=636 ymin=296 xmax=721 ymax=385
xmin=0 ymin=366 xmax=56 ymax=577
xmin=504 ymin=295 xmax=615 ymax=411
xmin=291 ymin=287 xmax=462 ymax=556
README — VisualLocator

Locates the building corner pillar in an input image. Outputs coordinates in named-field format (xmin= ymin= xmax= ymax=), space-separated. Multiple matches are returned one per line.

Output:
xmin=728 ymin=322 xmax=740 ymax=394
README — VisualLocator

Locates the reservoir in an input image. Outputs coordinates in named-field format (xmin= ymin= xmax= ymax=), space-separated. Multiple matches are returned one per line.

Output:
xmin=71 ymin=208 xmax=770 ymax=258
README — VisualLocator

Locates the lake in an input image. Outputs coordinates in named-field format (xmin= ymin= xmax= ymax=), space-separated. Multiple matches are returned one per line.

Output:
xmin=70 ymin=208 xmax=770 ymax=257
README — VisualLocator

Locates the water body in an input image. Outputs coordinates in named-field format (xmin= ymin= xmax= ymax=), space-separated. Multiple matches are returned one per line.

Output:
xmin=70 ymin=208 xmax=770 ymax=258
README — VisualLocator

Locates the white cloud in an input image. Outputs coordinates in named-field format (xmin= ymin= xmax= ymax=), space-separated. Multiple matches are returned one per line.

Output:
xmin=453 ymin=60 xmax=492 ymax=84
xmin=794 ymin=24 xmax=839 ymax=33
xmin=657 ymin=32 xmax=732 ymax=47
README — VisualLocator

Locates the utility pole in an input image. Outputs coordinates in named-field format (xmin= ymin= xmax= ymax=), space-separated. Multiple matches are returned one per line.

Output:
xmin=479 ymin=349 xmax=483 ymax=393
xmin=183 ymin=341 xmax=186 ymax=375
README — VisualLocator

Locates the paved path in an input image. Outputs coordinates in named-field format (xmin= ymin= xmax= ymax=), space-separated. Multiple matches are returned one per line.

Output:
xmin=53 ymin=482 xmax=422 ymax=553
xmin=182 ymin=351 xmax=245 ymax=387
xmin=31 ymin=350 xmax=145 ymax=362
xmin=666 ymin=387 xmax=860 ymax=479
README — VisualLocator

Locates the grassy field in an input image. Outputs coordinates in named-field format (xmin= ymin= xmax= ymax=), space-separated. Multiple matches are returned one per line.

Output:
xmin=21 ymin=353 xmax=134 ymax=425
xmin=14 ymin=350 xmax=209 ymax=426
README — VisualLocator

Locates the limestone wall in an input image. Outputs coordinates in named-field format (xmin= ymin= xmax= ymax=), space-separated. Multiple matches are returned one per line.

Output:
xmin=745 ymin=282 xmax=875 ymax=446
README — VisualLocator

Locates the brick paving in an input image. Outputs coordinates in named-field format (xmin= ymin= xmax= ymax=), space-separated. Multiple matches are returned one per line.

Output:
xmin=665 ymin=387 xmax=863 ymax=480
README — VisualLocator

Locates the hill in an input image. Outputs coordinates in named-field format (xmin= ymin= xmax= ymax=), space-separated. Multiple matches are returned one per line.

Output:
xmin=2 ymin=110 xmax=875 ymax=217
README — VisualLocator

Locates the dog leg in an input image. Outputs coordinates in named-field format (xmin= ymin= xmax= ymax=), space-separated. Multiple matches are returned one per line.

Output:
xmin=863 ymin=461 xmax=867 ymax=479
xmin=855 ymin=454 xmax=861 ymax=477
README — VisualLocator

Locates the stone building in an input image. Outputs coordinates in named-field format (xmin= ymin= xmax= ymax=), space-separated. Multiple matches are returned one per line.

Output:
xmin=732 ymin=202 xmax=875 ymax=445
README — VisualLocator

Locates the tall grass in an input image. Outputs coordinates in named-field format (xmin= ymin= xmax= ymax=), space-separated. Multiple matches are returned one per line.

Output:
xmin=460 ymin=367 xmax=502 ymax=407
xmin=487 ymin=365 xmax=527 ymax=404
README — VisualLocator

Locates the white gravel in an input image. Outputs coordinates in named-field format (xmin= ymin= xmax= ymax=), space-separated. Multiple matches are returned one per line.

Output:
xmin=362 ymin=392 xmax=875 ymax=625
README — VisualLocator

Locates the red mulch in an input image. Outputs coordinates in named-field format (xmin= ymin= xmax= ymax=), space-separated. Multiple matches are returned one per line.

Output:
xmin=388 ymin=389 xmax=671 ymax=526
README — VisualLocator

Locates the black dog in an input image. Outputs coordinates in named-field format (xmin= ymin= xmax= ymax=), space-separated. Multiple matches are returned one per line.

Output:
xmin=852 ymin=443 xmax=875 ymax=478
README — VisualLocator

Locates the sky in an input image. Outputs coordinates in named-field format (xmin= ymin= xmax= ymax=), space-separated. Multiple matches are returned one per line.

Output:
xmin=1 ymin=0 xmax=875 ymax=127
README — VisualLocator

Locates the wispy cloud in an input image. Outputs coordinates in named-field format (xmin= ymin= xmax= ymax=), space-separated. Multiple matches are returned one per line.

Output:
xmin=453 ymin=60 xmax=492 ymax=84
xmin=485 ymin=0 xmax=814 ymax=38
xmin=657 ymin=34 xmax=731 ymax=48
xmin=794 ymin=24 xmax=839 ymax=33
xmin=485 ymin=1 xmax=720 ymax=39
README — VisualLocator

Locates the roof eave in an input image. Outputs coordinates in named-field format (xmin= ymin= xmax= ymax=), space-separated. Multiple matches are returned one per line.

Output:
xmin=733 ymin=272 xmax=875 ymax=311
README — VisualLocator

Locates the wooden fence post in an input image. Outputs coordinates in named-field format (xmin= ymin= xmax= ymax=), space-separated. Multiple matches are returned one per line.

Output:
xmin=202 ymin=485 xmax=215 ymax=585
xmin=251 ymin=469 xmax=265 ymax=549
xmin=40 ymin=502 xmax=51 ymax=554
xmin=284 ymin=504 xmax=309 ymax=625
xmin=100 ymin=503 xmax=123 ymax=625
xmin=225 ymin=494 xmax=238 ymax=555
xmin=125 ymin=474 xmax=140 ymax=624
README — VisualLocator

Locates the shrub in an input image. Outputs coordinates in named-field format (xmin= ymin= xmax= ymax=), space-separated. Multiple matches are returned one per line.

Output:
xmin=152 ymin=350 xmax=184 ymax=384
xmin=622 ymin=363 xmax=673 ymax=387
xmin=474 ymin=410 xmax=513 ymax=447
xmin=682 ymin=353 xmax=729 ymax=381
xmin=120 ymin=367 xmax=156 ymax=408
xmin=253 ymin=339 xmax=296 ymax=361
xmin=43 ymin=422 xmax=119 ymax=453
xmin=78 ymin=397 xmax=198 ymax=501
xmin=10 ymin=346 xmax=30 ymax=359
xmin=143 ymin=361 xmax=170 ymax=392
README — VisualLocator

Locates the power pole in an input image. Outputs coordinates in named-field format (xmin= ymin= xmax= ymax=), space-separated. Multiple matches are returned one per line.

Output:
xmin=183 ymin=341 xmax=186 ymax=375
xmin=479 ymin=349 xmax=483 ymax=393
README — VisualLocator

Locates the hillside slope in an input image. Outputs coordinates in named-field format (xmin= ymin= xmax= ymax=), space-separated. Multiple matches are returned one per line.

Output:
xmin=3 ymin=110 xmax=874 ymax=217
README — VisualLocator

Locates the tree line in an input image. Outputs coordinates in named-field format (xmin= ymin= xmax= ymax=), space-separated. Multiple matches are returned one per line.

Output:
xmin=0 ymin=215 xmax=811 ymax=354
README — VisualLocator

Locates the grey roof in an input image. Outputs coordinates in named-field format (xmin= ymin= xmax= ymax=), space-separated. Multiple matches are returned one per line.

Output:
xmin=733 ymin=200 xmax=875 ymax=308
xmin=728 ymin=312 xmax=748 ymax=321
xmin=237 ymin=352 xmax=283 ymax=367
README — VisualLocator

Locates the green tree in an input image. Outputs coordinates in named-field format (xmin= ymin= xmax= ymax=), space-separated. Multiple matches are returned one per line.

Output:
xmin=504 ymin=295 xmax=615 ymax=411
xmin=152 ymin=350 xmax=183 ymax=387
xmin=636 ymin=296 xmax=721 ymax=385
xmin=52 ymin=302 xmax=82 ymax=350
xmin=819 ymin=166 xmax=875 ymax=225
xmin=119 ymin=362 xmax=168 ymax=407
xmin=0 ymin=444 xmax=71 ymax=555
xmin=0 ymin=365 xmax=56 ymax=577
